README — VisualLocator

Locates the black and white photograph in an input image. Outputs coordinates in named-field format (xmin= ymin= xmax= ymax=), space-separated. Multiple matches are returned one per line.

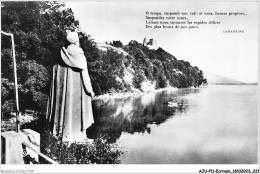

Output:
xmin=1 ymin=0 xmax=259 ymax=173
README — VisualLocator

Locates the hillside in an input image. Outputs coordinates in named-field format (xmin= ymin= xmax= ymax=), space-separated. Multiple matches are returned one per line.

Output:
xmin=85 ymin=39 xmax=208 ymax=95
xmin=204 ymin=72 xmax=246 ymax=85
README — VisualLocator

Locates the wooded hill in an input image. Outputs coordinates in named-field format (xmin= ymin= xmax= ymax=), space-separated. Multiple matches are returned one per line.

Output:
xmin=1 ymin=2 xmax=207 ymax=117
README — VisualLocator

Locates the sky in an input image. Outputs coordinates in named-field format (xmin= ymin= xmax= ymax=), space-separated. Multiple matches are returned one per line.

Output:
xmin=66 ymin=1 xmax=259 ymax=83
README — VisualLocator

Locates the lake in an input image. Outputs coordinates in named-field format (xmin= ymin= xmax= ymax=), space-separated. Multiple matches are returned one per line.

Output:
xmin=89 ymin=85 xmax=258 ymax=164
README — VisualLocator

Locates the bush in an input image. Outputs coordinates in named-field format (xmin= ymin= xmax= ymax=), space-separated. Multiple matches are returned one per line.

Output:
xmin=132 ymin=70 xmax=145 ymax=89
xmin=1 ymin=100 xmax=15 ymax=118
xmin=41 ymin=131 xmax=122 ymax=164
xmin=156 ymin=73 xmax=168 ymax=89
xmin=110 ymin=40 xmax=123 ymax=48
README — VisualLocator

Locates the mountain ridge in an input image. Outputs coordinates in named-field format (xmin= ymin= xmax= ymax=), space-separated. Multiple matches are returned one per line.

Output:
xmin=204 ymin=72 xmax=246 ymax=85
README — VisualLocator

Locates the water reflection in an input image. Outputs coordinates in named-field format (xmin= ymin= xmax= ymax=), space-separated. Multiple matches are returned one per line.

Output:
xmin=118 ymin=85 xmax=258 ymax=164
xmin=88 ymin=88 xmax=201 ymax=143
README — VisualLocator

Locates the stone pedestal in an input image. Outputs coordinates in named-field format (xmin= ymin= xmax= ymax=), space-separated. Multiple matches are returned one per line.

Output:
xmin=1 ymin=129 xmax=40 ymax=164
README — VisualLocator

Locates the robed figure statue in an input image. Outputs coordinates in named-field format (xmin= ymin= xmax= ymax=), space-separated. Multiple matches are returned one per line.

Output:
xmin=46 ymin=32 xmax=95 ymax=143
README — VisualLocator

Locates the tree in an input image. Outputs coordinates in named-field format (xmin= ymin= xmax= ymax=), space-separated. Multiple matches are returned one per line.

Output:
xmin=133 ymin=70 xmax=145 ymax=89
xmin=156 ymin=73 xmax=168 ymax=89
xmin=1 ymin=1 xmax=79 ymax=116
xmin=109 ymin=40 xmax=123 ymax=48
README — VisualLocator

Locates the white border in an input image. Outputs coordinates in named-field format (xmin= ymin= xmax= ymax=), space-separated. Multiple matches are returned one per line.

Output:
xmin=1 ymin=164 xmax=260 ymax=173
xmin=1 ymin=0 xmax=259 ymax=173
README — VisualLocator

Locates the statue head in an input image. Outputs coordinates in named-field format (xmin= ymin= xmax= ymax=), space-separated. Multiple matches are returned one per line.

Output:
xmin=66 ymin=31 xmax=79 ymax=45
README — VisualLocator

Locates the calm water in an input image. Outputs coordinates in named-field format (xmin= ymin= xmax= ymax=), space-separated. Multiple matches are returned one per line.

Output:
xmin=90 ymin=85 xmax=258 ymax=164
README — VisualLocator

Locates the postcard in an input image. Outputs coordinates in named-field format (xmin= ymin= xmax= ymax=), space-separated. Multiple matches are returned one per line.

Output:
xmin=1 ymin=0 xmax=259 ymax=173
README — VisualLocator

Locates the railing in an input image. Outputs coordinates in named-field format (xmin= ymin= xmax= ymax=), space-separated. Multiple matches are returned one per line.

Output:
xmin=1 ymin=31 xmax=21 ymax=133
xmin=23 ymin=154 xmax=39 ymax=164
xmin=22 ymin=142 xmax=59 ymax=164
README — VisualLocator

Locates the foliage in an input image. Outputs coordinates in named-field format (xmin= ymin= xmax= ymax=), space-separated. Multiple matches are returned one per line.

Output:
xmin=1 ymin=1 xmax=79 ymax=116
xmin=1 ymin=100 xmax=15 ymax=117
xmin=1 ymin=78 xmax=15 ymax=115
xmin=132 ymin=70 xmax=145 ymax=89
xmin=41 ymin=130 xmax=122 ymax=164
xmin=79 ymin=34 xmax=126 ymax=95
xmin=156 ymin=73 xmax=168 ymax=89
xmin=109 ymin=40 xmax=123 ymax=48
xmin=123 ymin=40 xmax=207 ymax=89
xmin=18 ymin=115 xmax=122 ymax=164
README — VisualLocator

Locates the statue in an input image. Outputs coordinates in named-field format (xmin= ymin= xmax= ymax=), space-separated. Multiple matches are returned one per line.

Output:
xmin=46 ymin=32 xmax=95 ymax=143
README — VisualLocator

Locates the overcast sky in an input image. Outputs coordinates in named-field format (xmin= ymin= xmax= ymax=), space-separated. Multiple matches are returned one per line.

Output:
xmin=66 ymin=1 xmax=258 ymax=83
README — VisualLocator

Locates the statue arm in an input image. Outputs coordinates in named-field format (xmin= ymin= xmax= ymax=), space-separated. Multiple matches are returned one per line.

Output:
xmin=81 ymin=61 xmax=94 ymax=97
